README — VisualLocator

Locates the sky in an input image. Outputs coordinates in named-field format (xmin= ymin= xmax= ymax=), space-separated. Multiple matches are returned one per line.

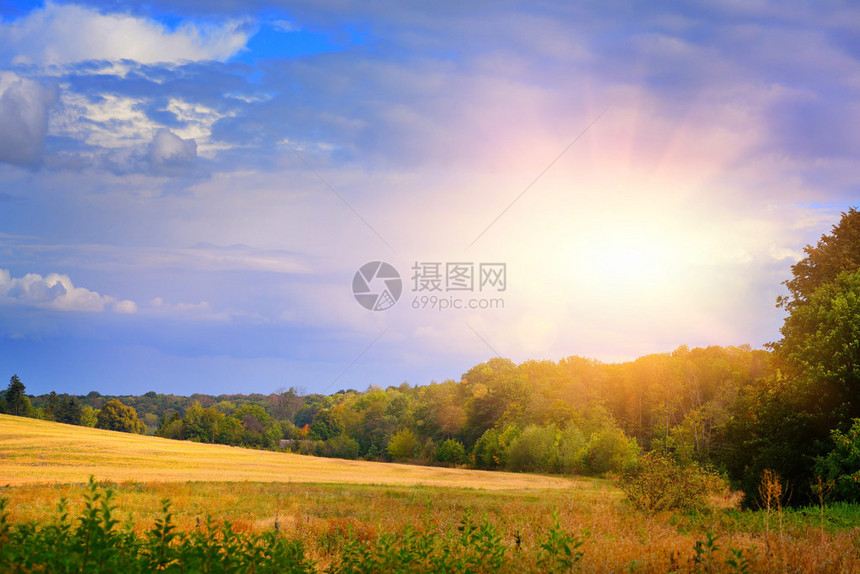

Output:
xmin=0 ymin=0 xmax=858 ymax=396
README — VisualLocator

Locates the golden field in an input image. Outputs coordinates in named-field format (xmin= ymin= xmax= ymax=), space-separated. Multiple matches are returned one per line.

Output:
xmin=0 ymin=413 xmax=583 ymax=489
xmin=3 ymin=414 xmax=860 ymax=572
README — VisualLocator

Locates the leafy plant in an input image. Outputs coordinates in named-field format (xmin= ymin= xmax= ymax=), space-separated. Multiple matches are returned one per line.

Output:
xmin=620 ymin=452 xmax=718 ymax=512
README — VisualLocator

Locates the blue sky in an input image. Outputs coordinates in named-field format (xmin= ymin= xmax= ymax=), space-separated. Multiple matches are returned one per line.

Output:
xmin=0 ymin=1 xmax=858 ymax=396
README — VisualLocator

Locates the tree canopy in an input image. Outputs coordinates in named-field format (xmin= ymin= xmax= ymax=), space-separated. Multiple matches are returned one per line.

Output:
xmin=96 ymin=399 xmax=146 ymax=434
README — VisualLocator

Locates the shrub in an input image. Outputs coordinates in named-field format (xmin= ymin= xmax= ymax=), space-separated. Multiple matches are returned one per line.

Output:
xmin=0 ymin=478 xmax=315 ymax=574
xmin=472 ymin=425 xmax=519 ymax=470
xmin=506 ymin=424 xmax=559 ymax=473
xmin=814 ymin=418 xmax=860 ymax=502
xmin=436 ymin=438 xmax=466 ymax=465
xmin=584 ymin=426 xmax=638 ymax=474
xmin=620 ymin=452 xmax=718 ymax=512
xmin=323 ymin=435 xmax=361 ymax=460
xmin=387 ymin=429 xmax=419 ymax=460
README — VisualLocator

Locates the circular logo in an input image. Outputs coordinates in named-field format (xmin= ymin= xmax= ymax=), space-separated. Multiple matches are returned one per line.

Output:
xmin=352 ymin=261 xmax=402 ymax=311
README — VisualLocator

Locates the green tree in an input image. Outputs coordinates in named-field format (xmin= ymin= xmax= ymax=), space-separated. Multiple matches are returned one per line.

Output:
xmin=44 ymin=391 xmax=60 ymax=421
xmin=4 ymin=375 xmax=27 ymax=417
xmin=815 ymin=418 xmax=860 ymax=502
xmin=436 ymin=438 xmax=466 ymax=465
xmin=96 ymin=399 xmax=146 ymax=434
xmin=80 ymin=405 xmax=98 ymax=427
xmin=779 ymin=207 xmax=860 ymax=313
xmin=387 ymin=429 xmax=419 ymax=460
xmin=56 ymin=395 xmax=83 ymax=425
xmin=720 ymin=208 xmax=860 ymax=504
xmin=776 ymin=269 xmax=860 ymax=420
xmin=309 ymin=407 xmax=344 ymax=441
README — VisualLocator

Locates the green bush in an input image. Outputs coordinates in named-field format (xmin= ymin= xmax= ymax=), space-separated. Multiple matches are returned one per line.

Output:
xmin=387 ymin=429 xmax=419 ymax=460
xmin=323 ymin=435 xmax=361 ymax=460
xmin=584 ymin=426 xmax=638 ymax=474
xmin=620 ymin=452 xmax=718 ymax=512
xmin=0 ymin=478 xmax=314 ymax=573
xmin=815 ymin=418 xmax=860 ymax=502
xmin=506 ymin=424 xmax=559 ymax=473
xmin=436 ymin=438 xmax=466 ymax=465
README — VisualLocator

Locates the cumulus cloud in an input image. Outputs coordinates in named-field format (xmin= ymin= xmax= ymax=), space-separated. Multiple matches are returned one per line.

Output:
xmin=0 ymin=269 xmax=136 ymax=313
xmin=0 ymin=72 xmax=58 ymax=166
xmin=0 ymin=2 xmax=250 ymax=67
xmin=149 ymin=128 xmax=197 ymax=173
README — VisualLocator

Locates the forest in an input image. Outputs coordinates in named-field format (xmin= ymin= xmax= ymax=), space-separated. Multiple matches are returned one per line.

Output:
xmin=3 ymin=207 xmax=860 ymax=509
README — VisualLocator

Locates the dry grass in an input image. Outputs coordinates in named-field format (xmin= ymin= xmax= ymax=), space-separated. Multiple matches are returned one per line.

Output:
xmin=3 ymin=414 xmax=860 ymax=572
xmin=0 ymin=414 xmax=582 ymax=490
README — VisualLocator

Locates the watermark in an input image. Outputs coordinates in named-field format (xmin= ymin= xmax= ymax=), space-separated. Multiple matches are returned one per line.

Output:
xmin=411 ymin=295 xmax=505 ymax=311
xmin=352 ymin=261 xmax=507 ymax=311
xmin=352 ymin=261 xmax=402 ymax=311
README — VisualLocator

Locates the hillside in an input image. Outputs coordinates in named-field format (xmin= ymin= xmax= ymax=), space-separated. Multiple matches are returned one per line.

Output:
xmin=0 ymin=414 xmax=580 ymax=490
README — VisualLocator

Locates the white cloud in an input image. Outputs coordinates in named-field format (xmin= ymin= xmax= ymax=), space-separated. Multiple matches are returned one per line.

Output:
xmin=0 ymin=72 xmax=58 ymax=166
xmin=149 ymin=128 xmax=197 ymax=173
xmin=0 ymin=269 xmax=136 ymax=313
xmin=0 ymin=2 xmax=250 ymax=67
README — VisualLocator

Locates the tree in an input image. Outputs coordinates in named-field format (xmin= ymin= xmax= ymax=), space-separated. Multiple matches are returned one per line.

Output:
xmin=4 ymin=375 xmax=28 ymax=417
xmin=720 ymin=207 xmax=860 ymax=504
xmin=387 ymin=429 xmax=419 ymax=460
xmin=96 ymin=399 xmax=146 ymax=434
xmin=80 ymin=406 xmax=98 ymax=427
xmin=775 ymin=270 xmax=860 ymax=420
xmin=436 ymin=439 xmax=466 ymax=465
xmin=45 ymin=391 xmax=60 ymax=421
xmin=779 ymin=207 xmax=860 ymax=313
xmin=56 ymin=395 xmax=83 ymax=425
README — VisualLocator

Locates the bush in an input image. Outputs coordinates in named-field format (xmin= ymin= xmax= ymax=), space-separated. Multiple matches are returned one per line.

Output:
xmin=557 ymin=425 xmax=587 ymax=474
xmin=436 ymin=439 xmax=466 ymax=465
xmin=323 ymin=435 xmax=361 ymax=460
xmin=584 ymin=426 xmax=638 ymax=474
xmin=387 ymin=429 xmax=419 ymax=460
xmin=0 ymin=478 xmax=315 ymax=573
xmin=620 ymin=452 xmax=719 ymax=512
xmin=472 ymin=425 xmax=520 ymax=470
xmin=815 ymin=418 xmax=860 ymax=502
xmin=506 ymin=424 xmax=559 ymax=473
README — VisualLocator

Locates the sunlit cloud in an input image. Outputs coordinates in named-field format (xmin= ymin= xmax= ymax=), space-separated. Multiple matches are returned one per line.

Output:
xmin=0 ymin=269 xmax=136 ymax=313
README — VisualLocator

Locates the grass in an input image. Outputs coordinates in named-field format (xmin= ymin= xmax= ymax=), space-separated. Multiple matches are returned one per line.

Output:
xmin=0 ymin=414 xmax=584 ymax=490
xmin=4 ymin=414 xmax=860 ymax=572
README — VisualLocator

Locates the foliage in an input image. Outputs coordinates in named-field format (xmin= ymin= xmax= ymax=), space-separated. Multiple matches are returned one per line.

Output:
xmin=96 ymin=399 xmax=146 ymax=434
xmin=536 ymin=512 xmax=584 ymax=572
xmin=322 ymin=435 xmax=361 ymax=460
xmin=13 ymin=343 xmax=771 ymax=476
xmin=720 ymin=209 xmax=860 ymax=505
xmin=779 ymin=207 xmax=860 ymax=313
xmin=3 ymin=375 xmax=30 ymax=417
xmin=387 ymin=429 xmax=419 ymax=460
xmin=815 ymin=418 xmax=860 ymax=502
xmin=80 ymin=405 xmax=98 ymax=427
xmin=0 ymin=478 xmax=315 ymax=573
xmin=436 ymin=438 xmax=466 ymax=465
xmin=583 ymin=426 xmax=638 ymax=474
xmin=472 ymin=425 xmax=520 ymax=470
xmin=620 ymin=452 xmax=718 ymax=512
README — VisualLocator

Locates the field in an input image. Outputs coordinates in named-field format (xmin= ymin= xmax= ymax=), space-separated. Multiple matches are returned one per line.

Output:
xmin=2 ymin=414 xmax=860 ymax=572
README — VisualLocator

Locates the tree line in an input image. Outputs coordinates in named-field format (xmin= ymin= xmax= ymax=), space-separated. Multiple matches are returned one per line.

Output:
xmin=3 ymin=207 xmax=860 ymax=507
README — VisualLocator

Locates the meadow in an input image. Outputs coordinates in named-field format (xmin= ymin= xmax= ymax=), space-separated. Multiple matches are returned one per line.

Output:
xmin=2 ymin=414 xmax=860 ymax=572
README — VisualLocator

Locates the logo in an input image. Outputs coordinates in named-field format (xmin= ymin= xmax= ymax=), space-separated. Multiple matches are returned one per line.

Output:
xmin=352 ymin=261 xmax=402 ymax=311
